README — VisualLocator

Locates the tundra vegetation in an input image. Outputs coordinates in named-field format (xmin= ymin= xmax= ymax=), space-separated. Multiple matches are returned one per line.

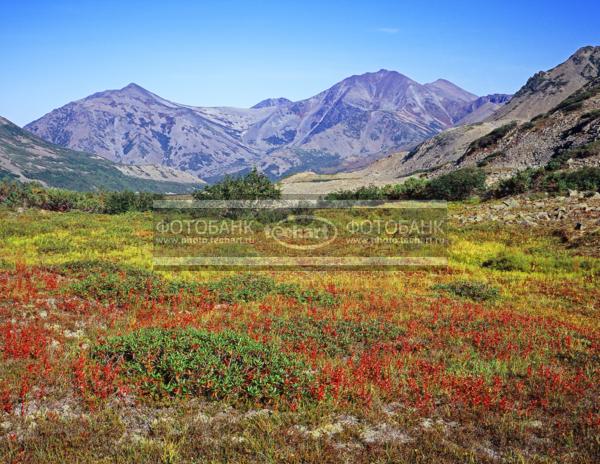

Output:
xmin=0 ymin=178 xmax=598 ymax=463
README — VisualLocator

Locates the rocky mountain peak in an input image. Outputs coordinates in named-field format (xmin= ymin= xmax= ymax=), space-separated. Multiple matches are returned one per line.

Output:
xmin=492 ymin=44 xmax=600 ymax=121
xmin=24 ymin=69 xmax=504 ymax=181
xmin=251 ymin=97 xmax=292 ymax=109
xmin=426 ymin=79 xmax=477 ymax=101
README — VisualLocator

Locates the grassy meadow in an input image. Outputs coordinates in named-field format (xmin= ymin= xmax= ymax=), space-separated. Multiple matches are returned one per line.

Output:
xmin=0 ymin=204 xmax=598 ymax=463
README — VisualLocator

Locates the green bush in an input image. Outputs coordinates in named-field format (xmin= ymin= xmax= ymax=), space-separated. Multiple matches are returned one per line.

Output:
xmin=434 ymin=280 xmax=500 ymax=301
xmin=386 ymin=177 xmax=430 ymax=199
xmin=425 ymin=168 xmax=486 ymax=200
xmin=92 ymin=328 xmax=314 ymax=403
xmin=0 ymin=180 xmax=162 ymax=213
xmin=482 ymin=253 xmax=530 ymax=272
xmin=542 ymin=167 xmax=600 ymax=193
xmin=274 ymin=283 xmax=339 ymax=307
xmin=491 ymin=169 xmax=535 ymax=198
xmin=465 ymin=122 xmax=517 ymax=154
xmin=551 ymin=80 xmax=600 ymax=114
xmin=477 ymin=152 xmax=504 ymax=167
xmin=205 ymin=273 xmax=338 ymax=306
xmin=194 ymin=168 xmax=280 ymax=200
xmin=103 ymin=191 xmax=162 ymax=214
xmin=265 ymin=317 xmax=405 ymax=356
xmin=65 ymin=261 xmax=164 ymax=303
xmin=326 ymin=184 xmax=387 ymax=200
xmin=206 ymin=273 xmax=278 ymax=303
xmin=327 ymin=169 xmax=486 ymax=201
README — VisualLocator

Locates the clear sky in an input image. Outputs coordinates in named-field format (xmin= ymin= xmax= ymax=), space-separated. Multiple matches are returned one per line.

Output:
xmin=2 ymin=0 xmax=599 ymax=126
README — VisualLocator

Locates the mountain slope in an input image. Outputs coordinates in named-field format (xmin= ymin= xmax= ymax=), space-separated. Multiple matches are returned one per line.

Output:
xmin=0 ymin=116 xmax=204 ymax=192
xmin=452 ymin=78 xmax=600 ymax=176
xmin=456 ymin=94 xmax=512 ymax=125
xmin=491 ymin=46 xmax=600 ymax=121
xmin=25 ymin=72 xmax=499 ymax=180
xmin=252 ymin=71 xmax=489 ymax=177
xmin=25 ymin=84 xmax=271 ymax=180
xmin=376 ymin=46 xmax=600 ymax=183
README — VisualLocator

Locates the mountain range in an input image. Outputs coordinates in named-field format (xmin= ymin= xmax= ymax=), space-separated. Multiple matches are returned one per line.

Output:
xmin=5 ymin=45 xmax=598 ymax=194
xmin=24 ymin=71 xmax=510 ymax=181
xmin=0 ymin=117 xmax=203 ymax=192
xmin=281 ymin=46 xmax=600 ymax=193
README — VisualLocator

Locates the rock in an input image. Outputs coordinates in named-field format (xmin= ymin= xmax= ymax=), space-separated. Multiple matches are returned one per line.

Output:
xmin=490 ymin=204 xmax=506 ymax=210
xmin=39 ymin=310 xmax=48 ymax=319
xmin=527 ymin=420 xmax=543 ymax=429
xmin=535 ymin=212 xmax=550 ymax=221
xmin=195 ymin=413 xmax=211 ymax=424
xmin=63 ymin=329 xmax=84 ymax=339
xmin=360 ymin=424 xmax=413 ymax=445
xmin=568 ymin=189 xmax=581 ymax=198
xmin=503 ymin=199 xmax=519 ymax=208
xmin=243 ymin=409 xmax=271 ymax=420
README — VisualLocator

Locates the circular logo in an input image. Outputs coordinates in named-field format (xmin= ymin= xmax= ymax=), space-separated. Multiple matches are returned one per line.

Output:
xmin=266 ymin=215 xmax=338 ymax=250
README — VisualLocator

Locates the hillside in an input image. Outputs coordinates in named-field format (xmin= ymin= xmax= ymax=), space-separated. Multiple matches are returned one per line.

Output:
xmin=0 ymin=116 xmax=204 ymax=192
xmin=339 ymin=46 xmax=600 ymax=189
xmin=492 ymin=46 xmax=600 ymax=121
xmin=452 ymin=78 xmax=600 ymax=176
xmin=25 ymin=72 xmax=505 ymax=181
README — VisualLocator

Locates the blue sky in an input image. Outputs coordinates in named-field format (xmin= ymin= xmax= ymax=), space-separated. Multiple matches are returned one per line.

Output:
xmin=2 ymin=0 xmax=599 ymax=126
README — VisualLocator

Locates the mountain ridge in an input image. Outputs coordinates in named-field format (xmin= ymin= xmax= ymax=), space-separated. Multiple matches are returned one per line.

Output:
xmin=25 ymin=70 xmax=504 ymax=181
xmin=0 ymin=116 xmax=204 ymax=192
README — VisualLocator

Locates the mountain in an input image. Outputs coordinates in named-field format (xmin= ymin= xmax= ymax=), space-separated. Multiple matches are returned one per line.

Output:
xmin=25 ymin=83 xmax=271 ymax=181
xmin=451 ymin=77 xmax=600 ymax=176
xmin=0 ymin=116 xmax=204 ymax=192
xmin=249 ymin=71 xmax=487 ymax=178
xmin=25 ymin=71 xmax=501 ymax=181
xmin=279 ymin=122 xmax=505 ymax=194
xmin=369 ymin=46 xmax=600 ymax=184
xmin=492 ymin=46 xmax=600 ymax=121
xmin=455 ymin=94 xmax=512 ymax=125
xmin=251 ymin=98 xmax=292 ymax=109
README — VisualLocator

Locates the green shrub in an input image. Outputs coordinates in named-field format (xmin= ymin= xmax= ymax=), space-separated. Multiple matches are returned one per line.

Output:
xmin=274 ymin=283 xmax=339 ymax=307
xmin=434 ymin=280 xmax=500 ymax=301
xmin=0 ymin=180 xmax=162 ymax=213
xmin=206 ymin=273 xmax=278 ymax=303
xmin=465 ymin=122 xmax=517 ymax=154
xmin=477 ymin=152 xmax=504 ymax=168
xmin=551 ymin=80 xmax=600 ymax=114
xmin=491 ymin=169 xmax=535 ymax=198
xmin=103 ymin=191 xmax=162 ymax=214
xmin=326 ymin=184 xmax=387 ymax=200
xmin=205 ymin=273 xmax=338 ymax=306
xmin=65 ymin=261 xmax=164 ymax=303
xmin=194 ymin=168 xmax=280 ymax=200
xmin=265 ymin=317 xmax=405 ymax=356
xmin=386 ymin=177 xmax=430 ymax=199
xmin=547 ymin=141 xmax=600 ymax=171
xmin=542 ymin=167 xmax=600 ymax=193
xmin=425 ymin=168 xmax=486 ymax=200
xmin=92 ymin=328 xmax=313 ymax=403
xmin=482 ymin=253 xmax=530 ymax=272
